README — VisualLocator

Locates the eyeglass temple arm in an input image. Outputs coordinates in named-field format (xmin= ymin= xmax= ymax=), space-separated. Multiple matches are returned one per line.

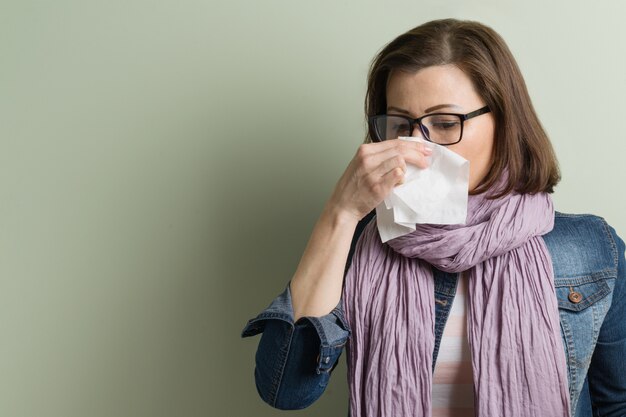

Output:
xmin=463 ymin=106 xmax=491 ymax=120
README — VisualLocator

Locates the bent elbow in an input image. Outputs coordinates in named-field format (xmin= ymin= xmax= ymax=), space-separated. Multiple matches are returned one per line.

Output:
xmin=252 ymin=320 xmax=336 ymax=410
xmin=254 ymin=365 xmax=330 ymax=410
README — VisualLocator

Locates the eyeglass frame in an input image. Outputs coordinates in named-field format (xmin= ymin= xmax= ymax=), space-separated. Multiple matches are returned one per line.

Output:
xmin=368 ymin=105 xmax=491 ymax=145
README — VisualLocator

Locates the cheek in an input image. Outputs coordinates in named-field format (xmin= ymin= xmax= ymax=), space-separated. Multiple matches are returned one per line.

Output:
xmin=468 ymin=143 xmax=493 ymax=166
xmin=445 ymin=131 xmax=494 ymax=170
xmin=460 ymin=124 xmax=495 ymax=165
xmin=445 ymin=142 xmax=475 ymax=163
xmin=476 ymin=129 xmax=496 ymax=166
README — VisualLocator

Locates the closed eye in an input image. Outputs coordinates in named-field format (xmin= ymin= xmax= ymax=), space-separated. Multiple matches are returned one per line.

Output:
xmin=431 ymin=121 xmax=460 ymax=130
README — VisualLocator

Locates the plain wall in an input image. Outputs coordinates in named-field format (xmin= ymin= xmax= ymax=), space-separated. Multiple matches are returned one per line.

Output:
xmin=1 ymin=1 xmax=624 ymax=416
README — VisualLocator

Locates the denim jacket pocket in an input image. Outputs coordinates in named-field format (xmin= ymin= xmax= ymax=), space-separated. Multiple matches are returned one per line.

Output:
xmin=555 ymin=274 xmax=613 ymax=312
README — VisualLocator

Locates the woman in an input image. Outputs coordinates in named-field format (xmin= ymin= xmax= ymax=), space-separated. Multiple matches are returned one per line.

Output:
xmin=241 ymin=19 xmax=626 ymax=417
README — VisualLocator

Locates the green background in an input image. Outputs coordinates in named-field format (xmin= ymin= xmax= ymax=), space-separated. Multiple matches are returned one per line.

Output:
xmin=1 ymin=1 xmax=624 ymax=416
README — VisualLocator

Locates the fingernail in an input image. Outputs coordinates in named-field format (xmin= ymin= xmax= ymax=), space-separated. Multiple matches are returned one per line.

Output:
xmin=422 ymin=147 xmax=433 ymax=155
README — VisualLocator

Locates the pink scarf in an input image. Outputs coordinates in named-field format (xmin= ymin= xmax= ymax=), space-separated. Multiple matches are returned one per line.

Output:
xmin=343 ymin=190 xmax=571 ymax=416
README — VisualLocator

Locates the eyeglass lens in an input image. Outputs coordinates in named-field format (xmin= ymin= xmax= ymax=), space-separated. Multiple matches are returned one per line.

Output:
xmin=375 ymin=115 xmax=462 ymax=144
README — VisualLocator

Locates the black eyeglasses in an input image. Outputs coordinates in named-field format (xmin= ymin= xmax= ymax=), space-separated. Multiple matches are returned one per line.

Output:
xmin=368 ymin=105 xmax=491 ymax=145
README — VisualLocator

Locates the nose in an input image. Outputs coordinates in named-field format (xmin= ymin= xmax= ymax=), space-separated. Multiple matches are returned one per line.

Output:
xmin=411 ymin=124 xmax=425 ymax=139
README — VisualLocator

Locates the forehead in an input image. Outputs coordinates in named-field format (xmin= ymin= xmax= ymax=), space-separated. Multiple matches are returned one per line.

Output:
xmin=386 ymin=65 xmax=482 ymax=113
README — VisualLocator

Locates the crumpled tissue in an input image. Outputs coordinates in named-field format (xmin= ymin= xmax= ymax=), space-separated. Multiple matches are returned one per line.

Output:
xmin=376 ymin=136 xmax=470 ymax=243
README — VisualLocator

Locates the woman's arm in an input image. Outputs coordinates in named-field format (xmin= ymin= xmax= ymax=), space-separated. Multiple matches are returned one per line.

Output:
xmin=241 ymin=209 xmax=375 ymax=410
xmin=289 ymin=201 xmax=361 ymax=322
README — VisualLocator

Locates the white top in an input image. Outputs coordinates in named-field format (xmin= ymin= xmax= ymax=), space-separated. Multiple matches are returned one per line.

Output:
xmin=431 ymin=272 xmax=475 ymax=417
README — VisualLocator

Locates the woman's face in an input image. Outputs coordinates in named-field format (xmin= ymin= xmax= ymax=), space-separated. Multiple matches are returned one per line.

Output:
xmin=385 ymin=64 xmax=496 ymax=192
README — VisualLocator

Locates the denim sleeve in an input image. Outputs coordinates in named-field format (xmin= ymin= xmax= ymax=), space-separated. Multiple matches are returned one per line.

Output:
xmin=587 ymin=224 xmax=626 ymax=415
xmin=240 ymin=281 xmax=350 ymax=409
xmin=240 ymin=209 xmax=375 ymax=410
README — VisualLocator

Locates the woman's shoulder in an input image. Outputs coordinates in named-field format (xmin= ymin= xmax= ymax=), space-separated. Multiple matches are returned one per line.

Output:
xmin=549 ymin=210 xmax=622 ymax=248
xmin=544 ymin=211 xmax=624 ymax=278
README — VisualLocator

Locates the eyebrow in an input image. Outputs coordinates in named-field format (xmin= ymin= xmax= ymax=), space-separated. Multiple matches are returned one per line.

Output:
xmin=387 ymin=104 xmax=462 ymax=115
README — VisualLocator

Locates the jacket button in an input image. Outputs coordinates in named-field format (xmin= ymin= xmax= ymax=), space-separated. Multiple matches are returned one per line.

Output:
xmin=324 ymin=356 xmax=330 ymax=364
xmin=568 ymin=291 xmax=583 ymax=303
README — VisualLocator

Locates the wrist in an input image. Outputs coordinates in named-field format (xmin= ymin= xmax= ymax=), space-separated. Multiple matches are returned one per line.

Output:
xmin=322 ymin=200 xmax=361 ymax=228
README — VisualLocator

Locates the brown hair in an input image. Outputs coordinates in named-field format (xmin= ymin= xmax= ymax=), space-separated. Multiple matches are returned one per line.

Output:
xmin=364 ymin=18 xmax=560 ymax=197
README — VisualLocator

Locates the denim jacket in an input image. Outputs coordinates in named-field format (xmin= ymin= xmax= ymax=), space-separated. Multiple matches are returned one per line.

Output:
xmin=241 ymin=210 xmax=626 ymax=417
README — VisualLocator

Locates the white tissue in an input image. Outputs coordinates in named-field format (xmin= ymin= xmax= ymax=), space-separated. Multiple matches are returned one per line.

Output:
xmin=376 ymin=136 xmax=469 ymax=243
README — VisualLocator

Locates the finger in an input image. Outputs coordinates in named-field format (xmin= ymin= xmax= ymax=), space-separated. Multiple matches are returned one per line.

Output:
xmin=381 ymin=166 xmax=406 ymax=189
xmin=362 ymin=155 xmax=406 ymax=195
xmin=365 ymin=167 xmax=405 ymax=203
xmin=361 ymin=137 xmax=425 ymax=155
xmin=375 ymin=154 xmax=407 ymax=179
xmin=395 ymin=139 xmax=432 ymax=169
xmin=369 ymin=144 xmax=430 ymax=177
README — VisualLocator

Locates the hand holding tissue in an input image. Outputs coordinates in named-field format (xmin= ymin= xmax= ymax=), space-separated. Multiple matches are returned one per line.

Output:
xmin=376 ymin=136 xmax=470 ymax=243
